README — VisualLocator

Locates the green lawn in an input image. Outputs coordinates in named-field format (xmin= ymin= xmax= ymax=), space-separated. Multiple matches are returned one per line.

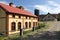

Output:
xmin=0 ymin=22 xmax=50 ymax=40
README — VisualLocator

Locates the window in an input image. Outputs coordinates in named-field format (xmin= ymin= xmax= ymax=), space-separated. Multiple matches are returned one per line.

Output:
xmin=33 ymin=22 xmax=35 ymax=27
xmin=19 ymin=16 xmax=21 ymax=18
xmin=25 ymin=22 xmax=28 ymax=28
xmin=36 ymin=22 xmax=37 ymax=27
xmin=12 ymin=15 xmax=15 ymax=18
xmin=11 ymin=22 xmax=16 ymax=31
xmin=29 ymin=22 xmax=31 ymax=28
xmin=18 ymin=22 xmax=21 ymax=30
xmin=29 ymin=17 xmax=31 ymax=19
xmin=26 ymin=16 xmax=27 ymax=19
xmin=33 ymin=17 xmax=35 ymax=19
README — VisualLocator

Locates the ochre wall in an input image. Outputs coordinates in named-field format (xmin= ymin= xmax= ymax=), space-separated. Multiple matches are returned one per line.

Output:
xmin=8 ymin=14 xmax=38 ymax=34
xmin=0 ymin=8 xmax=38 ymax=35
xmin=0 ymin=8 xmax=6 ymax=33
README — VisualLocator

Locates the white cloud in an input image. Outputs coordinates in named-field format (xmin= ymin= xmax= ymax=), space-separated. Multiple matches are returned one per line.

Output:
xmin=24 ymin=7 xmax=31 ymax=11
xmin=0 ymin=1 xmax=8 ymax=5
xmin=34 ymin=1 xmax=60 ymax=14
xmin=25 ymin=8 xmax=31 ymax=11
xmin=0 ymin=1 xmax=16 ymax=7
xmin=47 ymin=1 xmax=59 ymax=6
xmin=34 ymin=5 xmax=51 ymax=13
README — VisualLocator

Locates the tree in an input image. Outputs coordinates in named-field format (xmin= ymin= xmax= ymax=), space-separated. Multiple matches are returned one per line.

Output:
xmin=57 ymin=13 xmax=60 ymax=21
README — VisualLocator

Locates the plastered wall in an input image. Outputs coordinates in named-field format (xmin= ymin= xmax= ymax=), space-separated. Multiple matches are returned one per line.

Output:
xmin=0 ymin=8 xmax=6 ymax=33
xmin=8 ymin=14 xmax=38 ymax=34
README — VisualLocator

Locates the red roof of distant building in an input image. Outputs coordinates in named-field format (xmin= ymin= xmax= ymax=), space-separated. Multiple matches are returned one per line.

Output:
xmin=0 ymin=3 xmax=37 ymax=17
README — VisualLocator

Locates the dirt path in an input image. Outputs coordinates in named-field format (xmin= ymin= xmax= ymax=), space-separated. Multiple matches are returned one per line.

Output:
xmin=24 ymin=21 xmax=60 ymax=40
xmin=46 ymin=21 xmax=60 ymax=31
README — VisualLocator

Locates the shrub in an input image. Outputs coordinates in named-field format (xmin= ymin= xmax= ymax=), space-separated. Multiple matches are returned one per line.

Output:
xmin=23 ymin=30 xmax=32 ymax=34
xmin=35 ymin=22 xmax=46 ymax=30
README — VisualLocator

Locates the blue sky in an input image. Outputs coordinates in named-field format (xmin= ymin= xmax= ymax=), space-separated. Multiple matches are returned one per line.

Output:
xmin=0 ymin=0 xmax=60 ymax=14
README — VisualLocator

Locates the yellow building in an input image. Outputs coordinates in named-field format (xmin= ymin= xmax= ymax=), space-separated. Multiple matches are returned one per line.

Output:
xmin=0 ymin=3 xmax=38 ymax=35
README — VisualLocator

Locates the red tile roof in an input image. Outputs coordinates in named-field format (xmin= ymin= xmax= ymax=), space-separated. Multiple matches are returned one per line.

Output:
xmin=0 ymin=3 xmax=37 ymax=17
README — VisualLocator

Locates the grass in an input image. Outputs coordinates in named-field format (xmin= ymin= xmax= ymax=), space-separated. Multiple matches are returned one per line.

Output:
xmin=0 ymin=22 xmax=50 ymax=40
xmin=0 ymin=36 xmax=7 ymax=40
xmin=7 ymin=22 xmax=49 ymax=40
xmin=0 ymin=36 xmax=4 ymax=40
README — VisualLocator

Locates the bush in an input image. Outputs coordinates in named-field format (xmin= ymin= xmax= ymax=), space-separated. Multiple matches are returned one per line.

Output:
xmin=57 ymin=13 xmax=60 ymax=21
xmin=39 ymin=23 xmax=45 ymax=28
xmin=23 ymin=30 xmax=32 ymax=34
xmin=35 ymin=23 xmax=46 ymax=30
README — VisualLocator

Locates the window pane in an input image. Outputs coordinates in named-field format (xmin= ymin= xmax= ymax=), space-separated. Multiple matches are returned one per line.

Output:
xmin=18 ymin=22 xmax=21 ymax=30
xmin=12 ymin=15 xmax=15 ymax=18
xmin=25 ymin=22 xmax=28 ymax=28
xmin=11 ymin=22 xmax=16 ymax=31
xmin=29 ymin=22 xmax=31 ymax=28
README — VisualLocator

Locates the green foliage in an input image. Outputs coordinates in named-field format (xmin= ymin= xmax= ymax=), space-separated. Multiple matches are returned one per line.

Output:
xmin=57 ymin=13 xmax=60 ymax=21
xmin=0 ymin=36 xmax=4 ymax=40
xmin=38 ymin=23 xmax=46 ymax=28
xmin=0 ymin=22 xmax=47 ymax=40
xmin=0 ymin=36 xmax=6 ymax=40
xmin=23 ymin=30 xmax=32 ymax=34
xmin=35 ymin=22 xmax=46 ymax=30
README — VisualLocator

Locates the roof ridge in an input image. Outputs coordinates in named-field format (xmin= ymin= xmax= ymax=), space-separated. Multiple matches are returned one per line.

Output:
xmin=0 ymin=3 xmax=37 ymax=17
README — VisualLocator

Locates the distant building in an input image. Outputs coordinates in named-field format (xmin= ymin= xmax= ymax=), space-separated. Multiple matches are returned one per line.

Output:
xmin=39 ymin=13 xmax=57 ymax=21
xmin=0 ymin=3 xmax=38 ymax=35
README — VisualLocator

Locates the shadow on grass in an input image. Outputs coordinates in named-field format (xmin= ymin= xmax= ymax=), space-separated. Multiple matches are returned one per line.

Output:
xmin=7 ymin=31 xmax=60 ymax=40
xmin=24 ymin=31 xmax=60 ymax=40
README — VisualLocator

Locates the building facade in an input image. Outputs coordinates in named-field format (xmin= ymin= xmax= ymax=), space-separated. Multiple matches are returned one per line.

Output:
xmin=0 ymin=3 xmax=38 ymax=35
xmin=39 ymin=13 xmax=57 ymax=21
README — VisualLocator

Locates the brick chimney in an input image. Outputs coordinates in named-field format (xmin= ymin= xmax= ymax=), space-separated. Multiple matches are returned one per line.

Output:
xmin=16 ymin=6 xmax=24 ymax=10
xmin=9 ymin=2 xmax=13 ymax=7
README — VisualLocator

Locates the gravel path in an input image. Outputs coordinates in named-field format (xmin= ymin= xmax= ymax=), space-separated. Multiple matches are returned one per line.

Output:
xmin=46 ymin=21 xmax=60 ymax=31
xmin=24 ymin=21 xmax=60 ymax=40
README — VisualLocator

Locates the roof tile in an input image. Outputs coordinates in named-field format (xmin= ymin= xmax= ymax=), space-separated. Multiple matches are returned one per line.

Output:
xmin=0 ymin=3 xmax=37 ymax=17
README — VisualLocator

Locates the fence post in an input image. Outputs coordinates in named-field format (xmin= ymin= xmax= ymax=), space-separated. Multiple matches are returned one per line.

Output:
xmin=32 ymin=27 xmax=35 ymax=32
xmin=20 ymin=28 xmax=23 ymax=36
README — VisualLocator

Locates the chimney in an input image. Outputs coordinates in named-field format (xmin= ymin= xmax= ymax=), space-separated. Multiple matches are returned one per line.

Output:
xmin=16 ymin=6 xmax=24 ymax=10
xmin=34 ymin=9 xmax=39 ymax=21
xmin=34 ymin=9 xmax=39 ymax=16
xmin=9 ymin=2 xmax=13 ymax=7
